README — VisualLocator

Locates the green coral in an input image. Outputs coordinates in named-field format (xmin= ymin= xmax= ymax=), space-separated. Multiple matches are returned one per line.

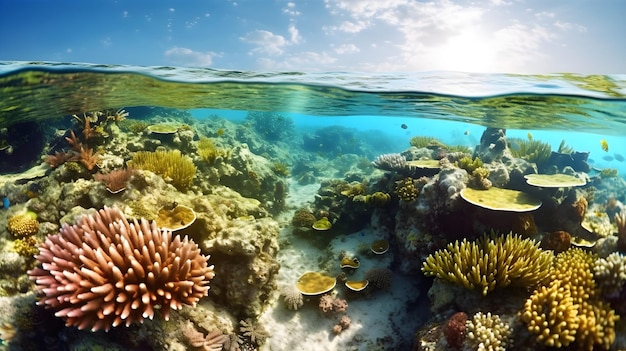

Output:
xmin=509 ymin=138 xmax=552 ymax=165
xmin=409 ymin=136 xmax=444 ymax=148
xmin=456 ymin=156 xmax=483 ymax=173
xmin=599 ymin=168 xmax=618 ymax=178
xmin=422 ymin=233 xmax=553 ymax=295
xmin=271 ymin=161 xmax=290 ymax=176
xmin=128 ymin=149 xmax=197 ymax=191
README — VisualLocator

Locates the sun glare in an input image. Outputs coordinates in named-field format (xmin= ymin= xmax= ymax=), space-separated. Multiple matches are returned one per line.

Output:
xmin=438 ymin=30 xmax=497 ymax=72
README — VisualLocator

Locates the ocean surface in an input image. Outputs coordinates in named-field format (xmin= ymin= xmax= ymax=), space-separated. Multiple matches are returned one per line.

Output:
xmin=1 ymin=61 xmax=625 ymax=173
xmin=1 ymin=61 xmax=626 ymax=350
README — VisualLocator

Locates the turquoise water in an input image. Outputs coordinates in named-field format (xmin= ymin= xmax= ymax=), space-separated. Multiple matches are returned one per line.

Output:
xmin=1 ymin=61 xmax=626 ymax=350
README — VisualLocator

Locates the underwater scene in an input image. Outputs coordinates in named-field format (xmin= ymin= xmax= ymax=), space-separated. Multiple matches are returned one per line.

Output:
xmin=1 ymin=61 xmax=626 ymax=351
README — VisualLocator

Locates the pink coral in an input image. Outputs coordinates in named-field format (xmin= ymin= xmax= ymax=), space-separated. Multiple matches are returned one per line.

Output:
xmin=28 ymin=206 xmax=215 ymax=331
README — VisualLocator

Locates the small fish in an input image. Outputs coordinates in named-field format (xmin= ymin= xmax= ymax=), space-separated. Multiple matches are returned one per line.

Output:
xmin=2 ymin=196 xmax=9 ymax=209
xmin=600 ymin=139 xmax=609 ymax=152
xmin=527 ymin=132 xmax=533 ymax=141
xmin=602 ymin=155 xmax=614 ymax=162
xmin=464 ymin=130 xmax=470 ymax=135
xmin=401 ymin=123 xmax=408 ymax=129
xmin=614 ymin=153 xmax=624 ymax=162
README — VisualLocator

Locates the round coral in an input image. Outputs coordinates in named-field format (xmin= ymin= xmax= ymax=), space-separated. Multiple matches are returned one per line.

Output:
xmin=28 ymin=206 xmax=214 ymax=332
xmin=7 ymin=213 xmax=39 ymax=238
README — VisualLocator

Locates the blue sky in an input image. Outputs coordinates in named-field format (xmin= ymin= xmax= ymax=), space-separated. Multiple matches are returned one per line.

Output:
xmin=0 ymin=0 xmax=624 ymax=73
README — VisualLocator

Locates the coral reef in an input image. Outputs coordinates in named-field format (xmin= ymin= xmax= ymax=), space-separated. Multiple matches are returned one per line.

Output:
xmin=465 ymin=312 xmax=512 ymax=351
xmin=28 ymin=207 xmax=215 ymax=331
xmin=422 ymin=233 xmax=553 ymax=295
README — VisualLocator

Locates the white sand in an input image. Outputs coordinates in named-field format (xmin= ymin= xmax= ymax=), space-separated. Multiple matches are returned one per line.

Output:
xmin=259 ymin=179 xmax=422 ymax=350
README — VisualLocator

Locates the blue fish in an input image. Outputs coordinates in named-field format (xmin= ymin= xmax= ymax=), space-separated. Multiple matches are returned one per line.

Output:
xmin=2 ymin=197 xmax=9 ymax=209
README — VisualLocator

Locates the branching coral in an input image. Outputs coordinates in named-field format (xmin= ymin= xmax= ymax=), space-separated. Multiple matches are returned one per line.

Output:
xmin=593 ymin=252 xmax=626 ymax=298
xmin=28 ymin=206 xmax=215 ymax=332
xmin=509 ymin=138 xmax=552 ymax=166
xmin=94 ymin=168 xmax=134 ymax=193
xmin=522 ymin=248 xmax=619 ymax=350
xmin=129 ymin=149 xmax=197 ymax=191
xmin=465 ymin=312 xmax=512 ymax=351
xmin=455 ymin=156 xmax=483 ymax=173
xmin=422 ymin=233 xmax=553 ymax=295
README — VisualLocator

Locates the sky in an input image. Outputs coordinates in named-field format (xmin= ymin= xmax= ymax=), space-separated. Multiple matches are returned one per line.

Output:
xmin=0 ymin=0 xmax=625 ymax=74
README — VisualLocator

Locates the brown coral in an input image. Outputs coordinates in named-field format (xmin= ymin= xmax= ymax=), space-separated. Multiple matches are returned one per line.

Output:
xmin=94 ymin=168 xmax=134 ymax=193
xmin=28 ymin=206 xmax=214 ymax=332
xmin=182 ymin=321 xmax=228 ymax=351
xmin=443 ymin=312 xmax=467 ymax=349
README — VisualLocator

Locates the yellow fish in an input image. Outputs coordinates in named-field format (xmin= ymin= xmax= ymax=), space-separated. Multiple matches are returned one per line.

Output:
xmin=600 ymin=139 xmax=609 ymax=152
xmin=527 ymin=132 xmax=533 ymax=141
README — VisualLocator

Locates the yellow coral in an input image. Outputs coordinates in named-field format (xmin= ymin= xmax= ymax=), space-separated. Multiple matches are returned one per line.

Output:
xmin=12 ymin=236 xmax=40 ymax=257
xmin=7 ymin=213 xmax=39 ymax=238
xmin=197 ymin=137 xmax=228 ymax=163
xmin=466 ymin=312 xmax=512 ymax=351
xmin=522 ymin=248 xmax=619 ymax=350
xmin=128 ymin=149 xmax=196 ymax=191
xmin=522 ymin=280 xmax=579 ymax=347
xmin=422 ymin=233 xmax=553 ymax=295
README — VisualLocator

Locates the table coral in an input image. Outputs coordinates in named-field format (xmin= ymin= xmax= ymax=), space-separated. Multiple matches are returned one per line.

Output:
xmin=422 ymin=233 xmax=553 ymax=295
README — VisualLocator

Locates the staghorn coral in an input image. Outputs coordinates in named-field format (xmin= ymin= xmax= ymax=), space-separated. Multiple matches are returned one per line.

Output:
xmin=27 ymin=206 xmax=215 ymax=332
xmin=422 ymin=233 xmax=553 ymax=295
xmin=465 ymin=312 xmax=512 ymax=351
xmin=593 ymin=252 xmax=626 ymax=298
xmin=522 ymin=248 xmax=619 ymax=350
xmin=129 ymin=149 xmax=197 ymax=191
xmin=7 ymin=213 xmax=39 ymax=238
xmin=371 ymin=153 xmax=407 ymax=172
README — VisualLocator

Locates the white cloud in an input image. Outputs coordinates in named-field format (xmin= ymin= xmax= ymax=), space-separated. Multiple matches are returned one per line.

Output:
xmin=169 ymin=8 xmax=175 ymax=12
xmin=333 ymin=43 xmax=360 ymax=54
xmin=122 ymin=10 xmax=128 ymax=18
xmin=164 ymin=47 xmax=216 ymax=67
xmin=283 ymin=2 xmax=300 ymax=16
xmin=288 ymin=24 xmax=301 ymax=44
xmin=66 ymin=48 xmax=72 ymax=53
xmin=240 ymin=30 xmax=289 ymax=55
xmin=256 ymin=51 xmax=337 ymax=70
xmin=554 ymin=21 xmax=587 ymax=32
